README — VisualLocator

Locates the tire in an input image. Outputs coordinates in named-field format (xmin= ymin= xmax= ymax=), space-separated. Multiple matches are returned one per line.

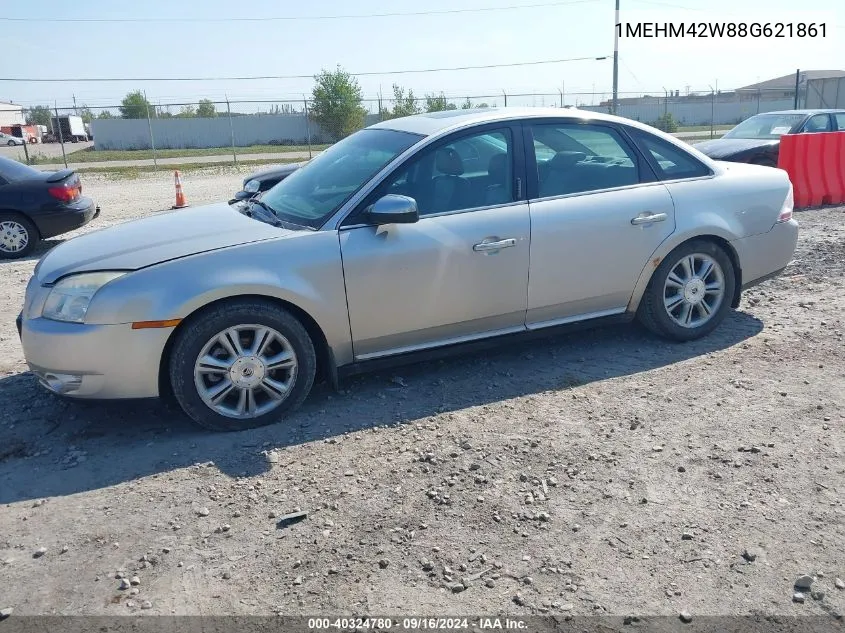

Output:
xmin=7 ymin=140 xmax=14 ymax=146
xmin=637 ymin=239 xmax=736 ymax=342
xmin=168 ymin=299 xmax=317 ymax=432
xmin=0 ymin=213 xmax=39 ymax=259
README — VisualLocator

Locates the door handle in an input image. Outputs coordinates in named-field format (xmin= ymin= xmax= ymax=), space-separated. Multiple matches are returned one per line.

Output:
xmin=473 ymin=238 xmax=516 ymax=252
xmin=631 ymin=212 xmax=668 ymax=225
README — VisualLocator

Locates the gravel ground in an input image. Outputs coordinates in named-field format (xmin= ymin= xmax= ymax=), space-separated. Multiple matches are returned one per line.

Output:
xmin=0 ymin=170 xmax=843 ymax=618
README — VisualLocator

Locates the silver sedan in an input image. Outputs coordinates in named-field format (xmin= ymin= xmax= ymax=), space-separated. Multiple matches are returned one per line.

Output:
xmin=17 ymin=108 xmax=798 ymax=431
xmin=0 ymin=132 xmax=25 ymax=146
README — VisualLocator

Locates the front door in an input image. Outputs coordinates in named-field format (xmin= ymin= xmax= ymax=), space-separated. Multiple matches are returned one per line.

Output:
xmin=339 ymin=124 xmax=530 ymax=360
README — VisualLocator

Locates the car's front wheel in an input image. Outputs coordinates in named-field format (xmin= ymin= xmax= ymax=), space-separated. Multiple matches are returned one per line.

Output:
xmin=0 ymin=214 xmax=39 ymax=259
xmin=637 ymin=240 xmax=736 ymax=341
xmin=169 ymin=299 xmax=316 ymax=431
xmin=7 ymin=140 xmax=15 ymax=146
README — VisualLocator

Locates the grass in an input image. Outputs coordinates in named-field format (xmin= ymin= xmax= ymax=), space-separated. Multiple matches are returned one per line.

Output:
xmin=28 ymin=143 xmax=330 ymax=165
xmin=676 ymin=124 xmax=734 ymax=133
xmin=73 ymin=157 xmax=303 ymax=178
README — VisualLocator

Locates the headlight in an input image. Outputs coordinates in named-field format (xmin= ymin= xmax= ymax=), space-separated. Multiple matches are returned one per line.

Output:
xmin=42 ymin=271 xmax=126 ymax=323
xmin=243 ymin=179 xmax=260 ymax=193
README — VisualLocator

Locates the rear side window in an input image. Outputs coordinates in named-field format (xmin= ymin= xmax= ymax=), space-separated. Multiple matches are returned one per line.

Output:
xmin=530 ymin=123 xmax=640 ymax=197
xmin=629 ymin=130 xmax=712 ymax=180
xmin=836 ymin=114 xmax=845 ymax=131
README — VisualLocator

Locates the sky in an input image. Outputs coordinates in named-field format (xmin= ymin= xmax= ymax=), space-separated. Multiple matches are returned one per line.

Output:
xmin=1 ymin=0 xmax=842 ymax=113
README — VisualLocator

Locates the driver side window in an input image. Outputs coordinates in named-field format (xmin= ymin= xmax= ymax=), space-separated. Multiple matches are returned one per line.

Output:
xmin=356 ymin=128 xmax=514 ymax=220
xmin=803 ymin=114 xmax=831 ymax=133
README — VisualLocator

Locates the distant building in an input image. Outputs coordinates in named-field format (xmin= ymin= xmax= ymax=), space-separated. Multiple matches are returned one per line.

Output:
xmin=0 ymin=101 xmax=25 ymax=126
xmin=737 ymin=70 xmax=845 ymax=98
xmin=599 ymin=70 xmax=845 ymax=108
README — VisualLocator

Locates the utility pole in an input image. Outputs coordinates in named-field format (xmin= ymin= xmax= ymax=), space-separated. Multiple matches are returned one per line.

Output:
xmin=143 ymin=90 xmax=158 ymax=172
xmin=612 ymin=0 xmax=620 ymax=114
xmin=303 ymin=95 xmax=312 ymax=160
xmin=72 ymin=94 xmax=78 ymax=116
xmin=54 ymin=102 xmax=68 ymax=169
xmin=793 ymin=68 xmax=800 ymax=109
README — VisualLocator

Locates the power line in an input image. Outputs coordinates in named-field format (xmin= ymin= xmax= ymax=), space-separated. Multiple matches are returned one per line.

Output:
xmin=0 ymin=56 xmax=610 ymax=83
xmin=0 ymin=0 xmax=598 ymax=23
xmin=629 ymin=0 xmax=845 ymax=27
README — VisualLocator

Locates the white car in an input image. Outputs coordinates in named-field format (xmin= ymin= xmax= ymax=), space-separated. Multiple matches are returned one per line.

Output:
xmin=0 ymin=132 xmax=25 ymax=146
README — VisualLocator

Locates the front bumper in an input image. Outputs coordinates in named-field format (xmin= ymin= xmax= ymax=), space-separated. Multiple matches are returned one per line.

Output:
xmin=19 ymin=315 xmax=171 ymax=399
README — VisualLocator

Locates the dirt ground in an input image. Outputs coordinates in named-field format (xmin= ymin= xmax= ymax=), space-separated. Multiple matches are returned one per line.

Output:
xmin=0 ymin=169 xmax=843 ymax=618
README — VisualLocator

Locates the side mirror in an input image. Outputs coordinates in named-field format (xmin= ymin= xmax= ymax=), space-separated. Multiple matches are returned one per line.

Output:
xmin=367 ymin=194 xmax=419 ymax=225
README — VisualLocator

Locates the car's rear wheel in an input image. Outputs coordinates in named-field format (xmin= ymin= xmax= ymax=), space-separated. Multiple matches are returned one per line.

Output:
xmin=169 ymin=299 xmax=316 ymax=432
xmin=0 ymin=214 xmax=39 ymax=259
xmin=637 ymin=240 xmax=735 ymax=341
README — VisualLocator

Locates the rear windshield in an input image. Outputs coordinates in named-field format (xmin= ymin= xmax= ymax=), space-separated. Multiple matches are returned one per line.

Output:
xmin=0 ymin=157 xmax=40 ymax=182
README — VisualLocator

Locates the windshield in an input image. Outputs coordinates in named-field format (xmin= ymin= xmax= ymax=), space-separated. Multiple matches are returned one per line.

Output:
xmin=723 ymin=113 xmax=805 ymax=139
xmin=0 ymin=157 xmax=41 ymax=182
xmin=260 ymin=128 xmax=423 ymax=229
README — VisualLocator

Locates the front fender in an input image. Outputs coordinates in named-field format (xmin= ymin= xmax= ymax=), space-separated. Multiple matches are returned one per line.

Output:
xmin=84 ymin=231 xmax=354 ymax=366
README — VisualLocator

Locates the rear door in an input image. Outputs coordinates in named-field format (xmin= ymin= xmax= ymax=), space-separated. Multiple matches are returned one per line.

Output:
xmin=523 ymin=120 xmax=676 ymax=326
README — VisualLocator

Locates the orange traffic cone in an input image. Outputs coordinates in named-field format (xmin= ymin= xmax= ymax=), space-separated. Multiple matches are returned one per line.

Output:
xmin=172 ymin=170 xmax=188 ymax=209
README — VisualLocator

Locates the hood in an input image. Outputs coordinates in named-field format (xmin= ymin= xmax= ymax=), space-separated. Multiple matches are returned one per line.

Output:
xmin=693 ymin=137 xmax=779 ymax=159
xmin=36 ymin=202 xmax=292 ymax=284
xmin=244 ymin=162 xmax=304 ymax=184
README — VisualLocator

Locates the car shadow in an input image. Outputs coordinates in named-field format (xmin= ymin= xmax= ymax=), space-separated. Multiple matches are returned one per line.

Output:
xmin=0 ymin=312 xmax=763 ymax=503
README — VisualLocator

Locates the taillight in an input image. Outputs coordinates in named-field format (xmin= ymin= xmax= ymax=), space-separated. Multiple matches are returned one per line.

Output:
xmin=47 ymin=178 xmax=81 ymax=203
xmin=777 ymin=185 xmax=794 ymax=223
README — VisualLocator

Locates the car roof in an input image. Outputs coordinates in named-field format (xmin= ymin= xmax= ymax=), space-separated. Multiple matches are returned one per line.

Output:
xmin=369 ymin=107 xmax=664 ymax=137
xmin=368 ymin=106 xmax=724 ymax=175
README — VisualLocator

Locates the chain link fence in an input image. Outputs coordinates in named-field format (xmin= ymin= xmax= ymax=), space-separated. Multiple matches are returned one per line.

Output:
xmin=10 ymin=87 xmax=803 ymax=168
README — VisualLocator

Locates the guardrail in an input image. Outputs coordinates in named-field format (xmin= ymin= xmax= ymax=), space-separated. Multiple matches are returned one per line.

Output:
xmin=778 ymin=131 xmax=845 ymax=208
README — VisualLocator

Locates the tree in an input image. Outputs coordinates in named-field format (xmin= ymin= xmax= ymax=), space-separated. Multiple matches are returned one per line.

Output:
xmin=119 ymin=90 xmax=154 ymax=119
xmin=424 ymin=93 xmax=457 ymax=113
xmin=476 ymin=102 xmax=490 ymax=108
xmin=653 ymin=112 xmax=678 ymax=133
xmin=25 ymin=105 xmax=52 ymax=126
xmin=97 ymin=110 xmax=115 ymax=119
xmin=388 ymin=84 xmax=420 ymax=119
xmin=460 ymin=98 xmax=474 ymax=110
xmin=78 ymin=105 xmax=95 ymax=124
xmin=309 ymin=66 xmax=366 ymax=141
xmin=197 ymin=99 xmax=217 ymax=118
xmin=177 ymin=104 xmax=196 ymax=118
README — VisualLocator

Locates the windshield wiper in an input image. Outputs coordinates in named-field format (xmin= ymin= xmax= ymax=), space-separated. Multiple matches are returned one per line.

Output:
xmin=248 ymin=198 xmax=315 ymax=231
xmin=246 ymin=198 xmax=284 ymax=227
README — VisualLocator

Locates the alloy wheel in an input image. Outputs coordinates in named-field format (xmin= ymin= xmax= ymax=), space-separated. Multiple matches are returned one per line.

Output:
xmin=662 ymin=253 xmax=725 ymax=328
xmin=193 ymin=324 xmax=298 ymax=419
